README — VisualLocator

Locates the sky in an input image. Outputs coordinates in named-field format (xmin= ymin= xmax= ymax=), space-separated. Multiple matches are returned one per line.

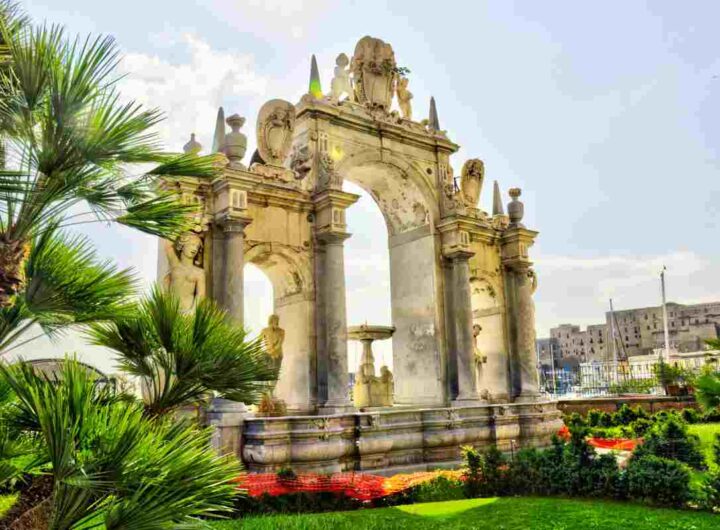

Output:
xmin=9 ymin=0 xmax=720 ymax=373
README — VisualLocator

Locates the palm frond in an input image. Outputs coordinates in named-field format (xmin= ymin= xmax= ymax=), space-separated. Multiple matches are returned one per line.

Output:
xmin=115 ymin=193 xmax=197 ymax=239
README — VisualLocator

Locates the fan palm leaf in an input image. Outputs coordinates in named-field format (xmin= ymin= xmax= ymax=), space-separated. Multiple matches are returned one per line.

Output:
xmin=89 ymin=287 xmax=277 ymax=417
xmin=0 ymin=359 xmax=240 ymax=529
xmin=0 ymin=8 xmax=220 ymax=308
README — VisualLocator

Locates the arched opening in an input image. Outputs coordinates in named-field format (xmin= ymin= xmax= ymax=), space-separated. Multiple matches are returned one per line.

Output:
xmin=243 ymin=246 xmax=315 ymax=413
xmin=243 ymin=263 xmax=274 ymax=340
xmin=343 ymin=181 xmax=392 ymax=379
xmin=339 ymin=159 xmax=444 ymax=407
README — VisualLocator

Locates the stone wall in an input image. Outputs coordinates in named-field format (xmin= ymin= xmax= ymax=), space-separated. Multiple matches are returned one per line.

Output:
xmin=237 ymin=402 xmax=562 ymax=475
xmin=557 ymin=395 xmax=698 ymax=416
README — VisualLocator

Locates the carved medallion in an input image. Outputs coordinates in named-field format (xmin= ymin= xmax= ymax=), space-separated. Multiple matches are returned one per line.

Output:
xmin=256 ymin=99 xmax=296 ymax=166
xmin=351 ymin=36 xmax=396 ymax=109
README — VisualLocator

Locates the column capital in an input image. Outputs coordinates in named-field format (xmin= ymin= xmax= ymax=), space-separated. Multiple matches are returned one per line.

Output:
xmin=444 ymin=248 xmax=475 ymax=262
xmin=316 ymin=231 xmax=351 ymax=245
xmin=215 ymin=210 xmax=252 ymax=233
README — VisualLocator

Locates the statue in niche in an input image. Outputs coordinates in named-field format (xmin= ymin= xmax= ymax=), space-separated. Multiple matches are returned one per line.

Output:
xmin=330 ymin=53 xmax=353 ymax=102
xmin=351 ymin=36 xmax=396 ymax=109
xmin=395 ymin=76 xmax=413 ymax=119
xmin=460 ymin=159 xmax=485 ymax=208
xmin=380 ymin=365 xmax=394 ymax=405
xmin=316 ymin=153 xmax=343 ymax=190
xmin=256 ymin=99 xmax=295 ymax=166
xmin=261 ymin=314 xmax=285 ymax=376
xmin=473 ymin=324 xmax=487 ymax=364
xmin=517 ymin=267 xmax=540 ymax=392
xmin=163 ymin=231 xmax=206 ymax=312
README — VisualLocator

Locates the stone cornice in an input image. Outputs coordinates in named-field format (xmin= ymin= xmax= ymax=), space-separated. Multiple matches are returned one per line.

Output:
xmin=311 ymin=188 xmax=360 ymax=211
xmin=296 ymin=98 xmax=459 ymax=155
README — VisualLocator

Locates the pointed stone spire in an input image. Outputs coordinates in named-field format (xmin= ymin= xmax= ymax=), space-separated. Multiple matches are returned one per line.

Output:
xmin=428 ymin=96 xmax=440 ymax=130
xmin=211 ymin=106 xmax=225 ymax=153
xmin=492 ymin=180 xmax=504 ymax=216
xmin=308 ymin=54 xmax=322 ymax=99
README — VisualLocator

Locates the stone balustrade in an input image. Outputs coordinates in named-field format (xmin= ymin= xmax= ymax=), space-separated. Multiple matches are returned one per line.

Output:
xmin=239 ymin=402 xmax=562 ymax=474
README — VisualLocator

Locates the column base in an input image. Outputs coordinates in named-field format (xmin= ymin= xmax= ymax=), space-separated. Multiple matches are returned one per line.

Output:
xmin=317 ymin=403 xmax=355 ymax=415
xmin=514 ymin=392 xmax=542 ymax=403
xmin=451 ymin=397 xmax=484 ymax=408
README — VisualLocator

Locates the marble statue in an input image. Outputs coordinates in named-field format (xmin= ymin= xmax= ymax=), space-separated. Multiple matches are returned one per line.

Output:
xmin=330 ymin=53 xmax=353 ymax=102
xmin=351 ymin=36 xmax=396 ymax=109
xmin=256 ymin=99 xmax=296 ymax=166
xmin=395 ymin=76 xmax=413 ymax=119
xmin=223 ymin=114 xmax=247 ymax=167
xmin=380 ymin=365 xmax=394 ymax=406
xmin=460 ymin=159 xmax=484 ymax=208
xmin=473 ymin=324 xmax=486 ymax=364
xmin=261 ymin=314 xmax=285 ymax=374
xmin=163 ymin=231 xmax=206 ymax=312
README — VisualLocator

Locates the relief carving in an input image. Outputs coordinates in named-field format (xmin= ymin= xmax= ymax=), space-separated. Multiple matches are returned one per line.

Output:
xmin=256 ymin=99 xmax=296 ymax=166
xmin=460 ymin=159 xmax=484 ymax=208
xmin=351 ymin=36 xmax=396 ymax=109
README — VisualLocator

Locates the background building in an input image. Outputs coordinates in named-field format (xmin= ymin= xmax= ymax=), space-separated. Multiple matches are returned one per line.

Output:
xmin=537 ymin=301 xmax=720 ymax=365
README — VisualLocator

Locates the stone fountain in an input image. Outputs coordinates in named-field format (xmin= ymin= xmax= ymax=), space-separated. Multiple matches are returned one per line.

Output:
xmin=348 ymin=324 xmax=395 ymax=408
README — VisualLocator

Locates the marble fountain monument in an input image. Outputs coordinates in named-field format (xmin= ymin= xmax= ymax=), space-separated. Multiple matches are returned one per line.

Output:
xmin=157 ymin=36 xmax=562 ymax=474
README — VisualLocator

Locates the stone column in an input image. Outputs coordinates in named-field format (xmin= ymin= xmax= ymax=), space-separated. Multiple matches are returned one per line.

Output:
xmin=318 ymin=232 xmax=352 ymax=412
xmin=506 ymin=262 xmax=540 ymax=401
xmin=448 ymin=250 xmax=480 ymax=405
xmin=218 ymin=215 xmax=251 ymax=325
xmin=312 ymin=189 xmax=358 ymax=414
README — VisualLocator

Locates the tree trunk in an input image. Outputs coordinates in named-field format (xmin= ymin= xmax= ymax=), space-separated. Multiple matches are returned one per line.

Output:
xmin=8 ymin=497 xmax=51 ymax=530
xmin=0 ymin=239 xmax=30 ymax=308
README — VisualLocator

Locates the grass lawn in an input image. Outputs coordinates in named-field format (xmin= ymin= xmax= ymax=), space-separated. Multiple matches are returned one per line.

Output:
xmin=209 ymin=497 xmax=720 ymax=530
xmin=689 ymin=422 xmax=720 ymax=470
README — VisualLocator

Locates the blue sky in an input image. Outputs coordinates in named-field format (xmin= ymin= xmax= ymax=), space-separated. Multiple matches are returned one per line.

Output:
xmin=13 ymin=0 xmax=720 ymax=371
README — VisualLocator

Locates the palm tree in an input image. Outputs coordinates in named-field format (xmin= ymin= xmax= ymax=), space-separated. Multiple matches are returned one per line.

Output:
xmin=0 ymin=4 xmax=218 ymax=309
xmin=89 ymin=287 xmax=277 ymax=417
xmin=0 ymin=359 xmax=240 ymax=529
xmin=0 ymin=225 xmax=136 ymax=354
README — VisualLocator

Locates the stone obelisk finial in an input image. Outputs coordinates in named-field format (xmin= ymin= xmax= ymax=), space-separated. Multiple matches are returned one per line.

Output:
xmin=211 ymin=106 xmax=226 ymax=154
xmin=428 ymin=96 xmax=440 ymax=130
xmin=309 ymin=54 xmax=322 ymax=99
xmin=492 ymin=180 xmax=504 ymax=216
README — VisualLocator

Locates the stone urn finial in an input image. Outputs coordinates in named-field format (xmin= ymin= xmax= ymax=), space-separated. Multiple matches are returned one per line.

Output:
xmin=223 ymin=114 xmax=247 ymax=166
xmin=507 ymin=187 xmax=524 ymax=227
xmin=183 ymin=133 xmax=202 ymax=155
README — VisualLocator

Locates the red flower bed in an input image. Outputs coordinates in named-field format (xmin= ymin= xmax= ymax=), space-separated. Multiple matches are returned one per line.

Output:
xmin=557 ymin=425 xmax=641 ymax=451
xmin=235 ymin=469 xmax=464 ymax=501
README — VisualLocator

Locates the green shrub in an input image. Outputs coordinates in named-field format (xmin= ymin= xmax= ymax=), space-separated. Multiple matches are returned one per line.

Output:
xmin=613 ymin=404 xmax=638 ymax=426
xmin=681 ymin=408 xmax=700 ymax=424
xmin=587 ymin=410 xmax=602 ymax=427
xmin=626 ymin=455 xmax=691 ymax=507
xmin=713 ymin=433 xmax=720 ymax=468
xmin=411 ymin=476 xmax=464 ymax=503
xmin=630 ymin=418 xmax=653 ymax=437
xmin=699 ymin=471 xmax=720 ymax=510
xmin=461 ymin=445 xmax=483 ymax=498
xmin=633 ymin=418 xmax=706 ymax=470
xmin=702 ymin=407 xmax=720 ymax=423
xmin=564 ymin=412 xmax=586 ymax=429
xmin=598 ymin=412 xmax=614 ymax=428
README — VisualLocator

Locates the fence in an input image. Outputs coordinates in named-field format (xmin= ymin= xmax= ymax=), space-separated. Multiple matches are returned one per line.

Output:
xmin=540 ymin=361 xmax=669 ymax=398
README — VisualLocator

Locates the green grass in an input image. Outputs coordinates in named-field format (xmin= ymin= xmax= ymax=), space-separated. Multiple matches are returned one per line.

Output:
xmin=689 ymin=422 xmax=720 ymax=469
xmin=209 ymin=497 xmax=720 ymax=529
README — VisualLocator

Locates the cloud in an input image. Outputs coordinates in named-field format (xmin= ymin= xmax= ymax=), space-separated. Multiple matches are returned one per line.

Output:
xmin=534 ymin=251 xmax=720 ymax=336
xmin=118 ymin=33 xmax=270 ymax=153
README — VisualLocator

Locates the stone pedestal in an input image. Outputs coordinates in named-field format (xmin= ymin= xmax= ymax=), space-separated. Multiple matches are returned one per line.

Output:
xmin=207 ymin=398 xmax=252 ymax=458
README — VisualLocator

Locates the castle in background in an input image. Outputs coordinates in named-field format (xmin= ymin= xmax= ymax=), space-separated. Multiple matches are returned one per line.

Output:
xmin=538 ymin=301 xmax=720 ymax=369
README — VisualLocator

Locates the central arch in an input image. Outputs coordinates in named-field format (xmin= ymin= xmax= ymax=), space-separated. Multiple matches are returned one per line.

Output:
xmin=336 ymin=152 xmax=445 ymax=406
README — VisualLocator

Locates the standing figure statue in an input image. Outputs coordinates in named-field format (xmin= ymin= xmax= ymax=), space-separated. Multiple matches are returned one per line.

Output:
xmin=395 ymin=76 xmax=413 ymax=120
xmin=473 ymin=324 xmax=486 ymax=365
xmin=330 ymin=53 xmax=353 ymax=102
xmin=163 ymin=231 xmax=205 ymax=312
xmin=261 ymin=314 xmax=285 ymax=377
